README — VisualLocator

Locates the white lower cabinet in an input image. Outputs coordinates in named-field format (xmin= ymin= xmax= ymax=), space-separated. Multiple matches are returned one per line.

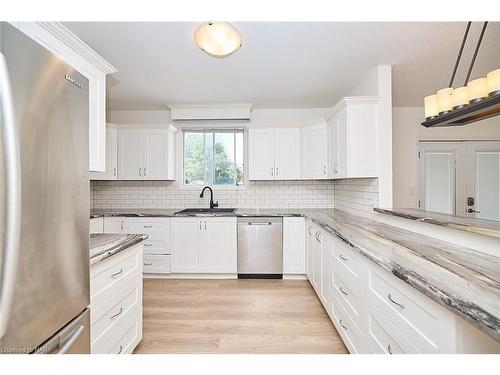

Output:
xmin=90 ymin=217 xmax=104 ymax=234
xmin=90 ymin=243 xmax=143 ymax=354
xmin=171 ymin=217 xmax=237 ymax=274
xmin=305 ymin=223 xmax=500 ymax=354
xmin=283 ymin=217 xmax=305 ymax=275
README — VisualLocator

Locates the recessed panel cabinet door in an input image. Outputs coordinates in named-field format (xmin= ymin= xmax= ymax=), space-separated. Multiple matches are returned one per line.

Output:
xmin=143 ymin=129 xmax=169 ymax=180
xmin=90 ymin=126 xmax=117 ymax=180
xmin=275 ymin=128 xmax=301 ymax=180
xmin=249 ymin=128 xmax=275 ymax=180
xmin=301 ymin=122 xmax=328 ymax=179
xmin=200 ymin=218 xmax=237 ymax=273
xmin=171 ymin=218 xmax=201 ymax=273
xmin=305 ymin=221 xmax=314 ymax=282
xmin=118 ymin=129 xmax=142 ymax=180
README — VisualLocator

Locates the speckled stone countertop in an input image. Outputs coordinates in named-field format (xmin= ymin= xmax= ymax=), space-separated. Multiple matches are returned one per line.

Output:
xmin=90 ymin=207 xmax=500 ymax=341
xmin=374 ymin=208 xmax=500 ymax=239
xmin=90 ymin=234 xmax=148 ymax=265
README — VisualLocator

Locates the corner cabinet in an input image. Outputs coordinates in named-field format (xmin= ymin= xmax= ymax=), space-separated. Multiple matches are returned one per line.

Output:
xmin=171 ymin=217 xmax=237 ymax=274
xmin=10 ymin=22 xmax=117 ymax=172
xmin=327 ymin=97 xmax=378 ymax=179
xmin=117 ymin=126 xmax=177 ymax=180
xmin=248 ymin=128 xmax=301 ymax=180
xmin=301 ymin=120 xmax=328 ymax=179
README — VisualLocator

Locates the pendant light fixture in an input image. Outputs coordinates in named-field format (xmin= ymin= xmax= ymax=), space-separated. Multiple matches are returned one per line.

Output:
xmin=193 ymin=22 xmax=242 ymax=58
xmin=422 ymin=22 xmax=500 ymax=128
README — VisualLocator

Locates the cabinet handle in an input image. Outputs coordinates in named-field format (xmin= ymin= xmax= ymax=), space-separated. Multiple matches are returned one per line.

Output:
xmin=144 ymin=244 xmax=152 ymax=247
xmin=121 ymin=220 xmax=124 ymax=230
xmin=339 ymin=254 xmax=348 ymax=261
xmin=110 ymin=307 xmax=123 ymax=319
xmin=387 ymin=344 xmax=393 ymax=354
xmin=271 ymin=167 xmax=274 ymax=176
xmin=113 ymin=167 xmax=116 ymax=176
xmin=276 ymin=167 xmax=278 ymax=176
xmin=388 ymin=293 xmax=405 ymax=309
xmin=199 ymin=221 xmax=202 ymax=230
xmin=144 ymin=262 xmax=153 ymax=266
xmin=144 ymin=225 xmax=153 ymax=228
xmin=339 ymin=319 xmax=347 ymax=330
xmin=308 ymin=226 xmax=312 ymax=236
xmin=117 ymin=345 xmax=123 ymax=354
xmin=323 ymin=165 xmax=326 ymax=175
xmin=339 ymin=286 xmax=348 ymax=296
xmin=110 ymin=268 xmax=123 ymax=278
xmin=144 ymin=168 xmax=147 ymax=177
xmin=139 ymin=168 xmax=142 ymax=176
xmin=205 ymin=221 xmax=207 ymax=230
xmin=316 ymin=232 xmax=321 ymax=243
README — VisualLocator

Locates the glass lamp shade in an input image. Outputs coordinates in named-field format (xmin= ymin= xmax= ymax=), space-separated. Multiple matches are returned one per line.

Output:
xmin=193 ymin=22 xmax=242 ymax=57
xmin=467 ymin=78 xmax=488 ymax=102
xmin=451 ymin=86 xmax=469 ymax=109
xmin=424 ymin=94 xmax=439 ymax=119
xmin=487 ymin=68 xmax=500 ymax=95
xmin=437 ymin=88 xmax=453 ymax=114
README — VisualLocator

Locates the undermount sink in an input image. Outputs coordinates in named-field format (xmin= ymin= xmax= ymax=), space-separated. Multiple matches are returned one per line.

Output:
xmin=175 ymin=208 xmax=237 ymax=215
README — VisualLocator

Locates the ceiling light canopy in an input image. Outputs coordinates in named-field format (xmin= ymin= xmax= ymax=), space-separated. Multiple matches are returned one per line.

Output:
xmin=193 ymin=22 xmax=242 ymax=58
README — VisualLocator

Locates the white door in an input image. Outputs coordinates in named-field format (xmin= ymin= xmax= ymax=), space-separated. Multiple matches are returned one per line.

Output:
xmin=466 ymin=142 xmax=500 ymax=220
xmin=249 ymin=128 xmax=275 ymax=180
xmin=171 ymin=218 xmax=201 ymax=273
xmin=305 ymin=221 xmax=314 ymax=282
xmin=320 ymin=231 xmax=332 ymax=309
xmin=418 ymin=142 xmax=465 ymax=215
xmin=312 ymin=226 xmax=322 ymax=292
xmin=283 ymin=218 xmax=305 ymax=274
xmin=90 ymin=126 xmax=118 ymax=180
xmin=143 ymin=129 xmax=169 ymax=180
xmin=275 ymin=128 xmax=301 ymax=180
xmin=200 ymin=218 xmax=237 ymax=273
xmin=301 ymin=122 xmax=328 ymax=179
xmin=118 ymin=129 xmax=143 ymax=180
xmin=328 ymin=110 xmax=347 ymax=178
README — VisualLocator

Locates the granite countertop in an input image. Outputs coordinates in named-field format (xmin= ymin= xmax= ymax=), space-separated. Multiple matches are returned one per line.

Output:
xmin=89 ymin=207 xmax=500 ymax=341
xmin=90 ymin=233 xmax=148 ymax=265
xmin=374 ymin=207 xmax=500 ymax=239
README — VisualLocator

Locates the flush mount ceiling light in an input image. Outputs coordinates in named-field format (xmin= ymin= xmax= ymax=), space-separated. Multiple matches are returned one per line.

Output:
xmin=193 ymin=22 xmax=242 ymax=58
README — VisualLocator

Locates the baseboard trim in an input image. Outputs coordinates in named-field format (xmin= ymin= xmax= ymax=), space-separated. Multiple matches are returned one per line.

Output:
xmin=143 ymin=273 xmax=238 ymax=279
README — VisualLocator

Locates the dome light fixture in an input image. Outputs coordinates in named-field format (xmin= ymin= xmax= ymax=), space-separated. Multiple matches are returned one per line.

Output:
xmin=193 ymin=22 xmax=242 ymax=58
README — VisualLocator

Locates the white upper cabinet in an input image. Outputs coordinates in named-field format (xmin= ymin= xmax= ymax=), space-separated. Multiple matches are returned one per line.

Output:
xmin=249 ymin=127 xmax=300 ymax=180
xmin=327 ymin=97 xmax=378 ymax=179
xmin=117 ymin=126 xmax=177 ymax=180
xmin=11 ymin=22 xmax=117 ymax=172
xmin=301 ymin=120 xmax=328 ymax=179
xmin=90 ymin=125 xmax=118 ymax=180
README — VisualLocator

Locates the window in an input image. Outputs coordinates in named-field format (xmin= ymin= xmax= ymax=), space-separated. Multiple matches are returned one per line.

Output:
xmin=183 ymin=130 xmax=244 ymax=186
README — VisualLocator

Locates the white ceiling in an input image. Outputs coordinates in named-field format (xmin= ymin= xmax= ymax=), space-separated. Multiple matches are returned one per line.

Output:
xmin=64 ymin=22 xmax=500 ymax=110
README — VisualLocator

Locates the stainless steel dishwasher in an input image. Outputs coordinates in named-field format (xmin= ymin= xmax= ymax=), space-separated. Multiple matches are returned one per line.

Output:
xmin=237 ymin=217 xmax=283 ymax=279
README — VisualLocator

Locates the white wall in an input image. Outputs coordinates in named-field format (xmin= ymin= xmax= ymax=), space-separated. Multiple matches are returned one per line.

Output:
xmin=392 ymin=107 xmax=500 ymax=208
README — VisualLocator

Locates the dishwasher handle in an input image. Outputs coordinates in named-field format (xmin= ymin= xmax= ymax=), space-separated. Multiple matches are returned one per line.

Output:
xmin=247 ymin=222 xmax=272 ymax=226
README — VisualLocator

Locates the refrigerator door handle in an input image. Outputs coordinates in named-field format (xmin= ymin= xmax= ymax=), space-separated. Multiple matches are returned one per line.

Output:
xmin=0 ymin=52 xmax=22 ymax=339
xmin=56 ymin=325 xmax=85 ymax=354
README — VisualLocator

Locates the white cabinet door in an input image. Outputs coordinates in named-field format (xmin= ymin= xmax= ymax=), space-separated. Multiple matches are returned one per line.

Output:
xmin=311 ymin=225 xmax=322 ymax=292
xmin=103 ymin=217 xmax=130 ymax=233
xmin=200 ymin=218 xmax=237 ymax=273
xmin=249 ymin=128 xmax=275 ymax=180
xmin=90 ymin=217 xmax=104 ymax=234
xmin=301 ymin=122 xmax=328 ymax=179
xmin=118 ymin=129 xmax=143 ymax=180
xmin=171 ymin=218 xmax=201 ymax=273
xmin=143 ymin=129 xmax=169 ymax=180
xmin=90 ymin=126 xmax=118 ymax=180
xmin=275 ymin=128 xmax=301 ymax=180
xmin=305 ymin=220 xmax=314 ymax=282
xmin=283 ymin=217 xmax=305 ymax=274
xmin=320 ymin=231 xmax=332 ymax=308
xmin=328 ymin=110 xmax=347 ymax=178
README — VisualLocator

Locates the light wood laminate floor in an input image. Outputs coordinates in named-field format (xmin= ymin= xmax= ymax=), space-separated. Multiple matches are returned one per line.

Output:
xmin=134 ymin=279 xmax=348 ymax=354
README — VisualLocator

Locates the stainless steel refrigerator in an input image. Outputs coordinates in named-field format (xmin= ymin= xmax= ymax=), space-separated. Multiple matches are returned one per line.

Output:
xmin=0 ymin=22 xmax=90 ymax=354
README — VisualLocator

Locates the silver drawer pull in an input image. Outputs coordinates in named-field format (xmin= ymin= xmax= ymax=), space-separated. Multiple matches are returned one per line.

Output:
xmin=144 ymin=262 xmax=153 ymax=266
xmin=110 ymin=268 xmax=123 ymax=277
xmin=339 ymin=254 xmax=348 ymax=261
xmin=143 ymin=225 xmax=153 ymax=228
xmin=144 ymin=244 xmax=152 ymax=247
xmin=388 ymin=293 xmax=405 ymax=309
xmin=308 ymin=226 xmax=312 ymax=235
xmin=339 ymin=286 xmax=348 ymax=296
xmin=110 ymin=307 xmax=123 ymax=319
xmin=117 ymin=345 xmax=123 ymax=354
xmin=121 ymin=221 xmax=124 ymax=230
xmin=339 ymin=319 xmax=347 ymax=330
xmin=387 ymin=344 xmax=393 ymax=354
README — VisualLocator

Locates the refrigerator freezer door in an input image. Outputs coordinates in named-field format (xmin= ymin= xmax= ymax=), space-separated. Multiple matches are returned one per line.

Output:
xmin=0 ymin=23 xmax=90 ymax=352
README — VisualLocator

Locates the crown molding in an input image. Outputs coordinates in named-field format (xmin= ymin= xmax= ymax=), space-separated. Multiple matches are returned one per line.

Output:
xmin=36 ymin=22 xmax=117 ymax=74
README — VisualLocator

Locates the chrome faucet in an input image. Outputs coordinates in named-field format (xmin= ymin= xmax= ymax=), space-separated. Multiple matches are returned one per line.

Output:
xmin=200 ymin=186 xmax=218 ymax=209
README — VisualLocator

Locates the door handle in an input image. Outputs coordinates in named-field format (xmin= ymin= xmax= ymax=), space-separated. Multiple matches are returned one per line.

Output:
xmin=110 ymin=268 xmax=124 ymax=278
xmin=205 ymin=221 xmax=207 ymax=230
xmin=143 ymin=168 xmax=146 ymax=177
xmin=467 ymin=208 xmax=480 ymax=213
xmin=248 ymin=222 xmax=272 ymax=225
xmin=276 ymin=167 xmax=278 ymax=176
xmin=271 ymin=167 xmax=274 ymax=176
xmin=199 ymin=221 xmax=202 ymax=230
xmin=144 ymin=244 xmax=152 ymax=247
xmin=121 ymin=220 xmax=124 ymax=230
xmin=139 ymin=168 xmax=142 ymax=176
xmin=0 ymin=53 xmax=22 ymax=338
xmin=144 ymin=262 xmax=153 ymax=266
xmin=56 ymin=325 xmax=85 ymax=354
xmin=110 ymin=307 xmax=123 ymax=319
xmin=113 ymin=167 xmax=116 ymax=177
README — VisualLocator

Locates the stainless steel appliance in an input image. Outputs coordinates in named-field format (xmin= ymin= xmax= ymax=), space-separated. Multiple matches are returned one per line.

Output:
xmin=237 ymin=217 xmax=283 ymax=279
xmin=0 ymin=23 xmax=90 ymax=354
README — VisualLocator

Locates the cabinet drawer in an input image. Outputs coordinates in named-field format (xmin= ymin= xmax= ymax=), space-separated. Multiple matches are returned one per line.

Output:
xmin=330 ymin=293 xmax=362 ymax=354
xmin=129 ymin=218 xmax=170 ymax=235
xmin=142 ymin=238 xmax=170 ymax=254
xmin=109 ymin=317 xmax=142 ymax=354
xmin=90 ymin=245 xmax=141 ymax=307
xmin=367 ymin=265 xmax=454 ymax=353
xmin=143 ymin=254 xmax=171 ymax=274
xmin=332 ymin=239 xmax=362 ymax=286
xmin=91 ymin=277 xmax=141 ymax=345
xmin=367 ymin=302 xmax=419 ymax=354
xmin=332 ymin=271 xmax=362 ymax=330
xmin=104 ymin=217 xmax=129 ymax=233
